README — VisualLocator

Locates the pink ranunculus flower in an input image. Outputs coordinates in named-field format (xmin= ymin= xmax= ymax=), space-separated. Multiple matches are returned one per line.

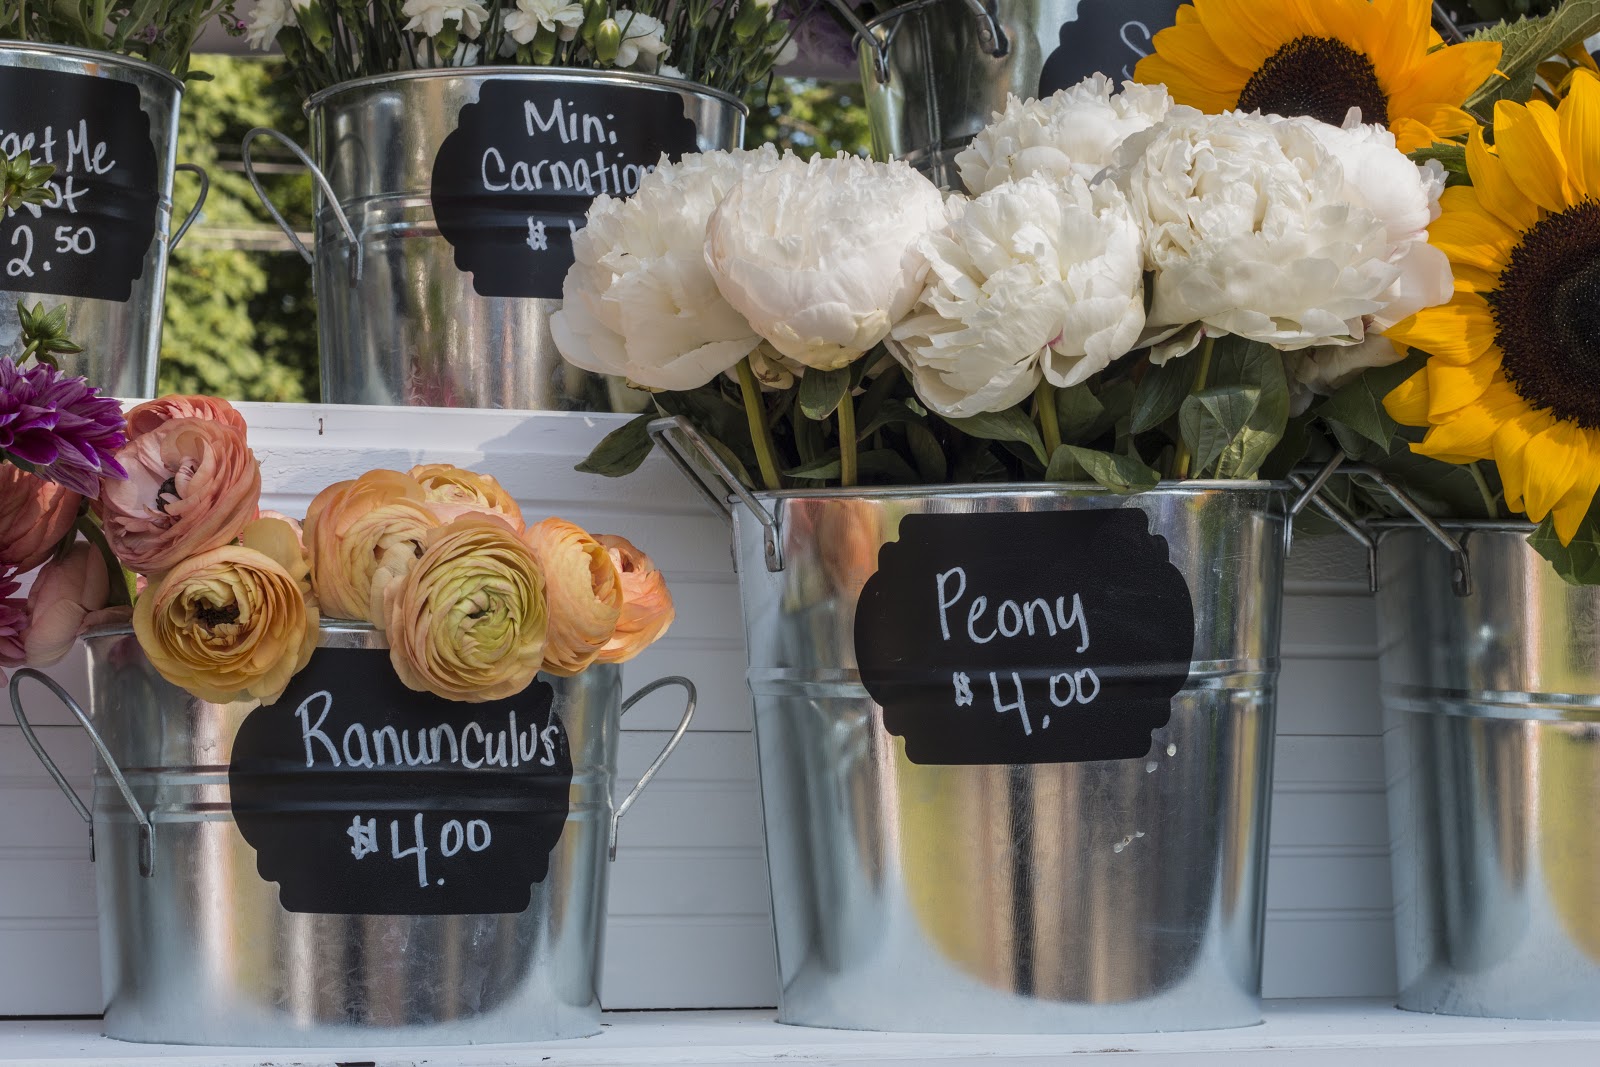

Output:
xmin=0 ymin=574 xmax=28 ymax=682
xmin=522 ymin=518 xmax=623 ymax=677
xmin=98 ymin=416 xmax=262 ymax=576
xmin=0 ymin=464 xmax=82 ymax=572
xmin=303 ymin=470 xmax=431 ymax=621
xmin=594 ymin=534 xmax=674 ymax=664
xmin=123 ymin=394 xmax=249 ymax=440
xmin=409 ymin=464 xmax=526 ymax=531
xmin=24 ymin=544 xmax=111 ymax=667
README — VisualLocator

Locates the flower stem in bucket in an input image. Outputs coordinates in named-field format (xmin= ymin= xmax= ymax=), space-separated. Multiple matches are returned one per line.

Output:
xmin=1035 ymin=379 xmax=1062 ymax=457
xmin=1170 ymin=335 xmax=1216 ymax=480
xmin=737 ymin=356 xmax=783 ymax=491
xmin=838 ymin=389 xmax=858 ymax=489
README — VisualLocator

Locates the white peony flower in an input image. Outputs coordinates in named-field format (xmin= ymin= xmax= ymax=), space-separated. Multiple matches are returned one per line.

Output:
xmin=551 ymin=147 xmax=783 ymax=392
xmin=402 ymin=0 xmax=489 ymax=39
xmin=1294 ymin=334 xmax=1408 ymax=402
xmin=888 ymin=175 xmax=1145 ymax=418
xmin=614 ymin=9 xmax=671 ymax=71
xmin=244 ymin=0 xmax=309 ymax=49
xmin=955 ymin=75 xmax=1173 ymax=196
xmin=1113 ymin=109 xmax=1403 ymax=362
xmin=705 ymin=154 xmax=950 ymax=371
xmin=503 ymin=0 xmax=585 ymax=44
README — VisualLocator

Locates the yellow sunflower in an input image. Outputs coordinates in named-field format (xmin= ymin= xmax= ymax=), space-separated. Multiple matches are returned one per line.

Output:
xmin=1134 ymin=0 xmax=1501 ymax=152
xmin=1382 ymin=71 xmax=1600 ymax=544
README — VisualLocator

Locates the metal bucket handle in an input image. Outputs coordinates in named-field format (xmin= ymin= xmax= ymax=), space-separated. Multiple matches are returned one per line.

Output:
xmin=7 ymin=668 xmax=156 ymax=878
xmin=827 ymin=0 xmax=1009 ymax=84
xmin=647 ymin=416 xmax=783 ymax=571
xmin=169 ymin=163 xmax=210 ymax=252
xmin=610 ymin=675 xmax=697 ymax=860
xmin=240 ymin=126 xmax=363 ymax=286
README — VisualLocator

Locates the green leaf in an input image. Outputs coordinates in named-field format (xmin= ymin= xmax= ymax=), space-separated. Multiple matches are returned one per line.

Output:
xmin=1530 ymin=504 xmax=1600 ymax=586
xmin=574 ymin=413 xmax=655 ymax=477
xmin=1318 ymin=375 xmax=1398 ymax=451
xmin=1180 ymin=386 xmax=1261 ymax=477
xmin=1045 ymin=444 xmax=1088 ymax=482
xmin=785 ymin=449 xmax=920 ymax=483
xmin=1408 ymin=143 xmax=1470 ymax=186
xmin=1130 ymin=357 xmax=1199 ymax=435
xmin=1055 ymin=445 xmax=1160 ymax=494
xmin=904 ymin=422 xmax=948 ymax=483
xmin=856 ymin=398 xmax=926 ymax=440
xmin=1466 ymin=3 xmax=1600 ymax=115
xmin=1209 ymin=337 xmax=1291 ymax=479
xmin=944 ymin=408 xmax=1048 ymax=465
xmin=798 ymin=365 xmax=851 ymax=420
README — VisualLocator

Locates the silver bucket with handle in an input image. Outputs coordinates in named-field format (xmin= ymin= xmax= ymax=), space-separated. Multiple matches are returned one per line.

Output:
xmin=0 ymin=42 xmax=208 ymax=396
xmin=243 ymin=69 xmax=744 ymax=412
xmin=8 ymin=621 xmax=696 ymax=1045
xmin=648 ymin=417 xmax=1336 ymax=1033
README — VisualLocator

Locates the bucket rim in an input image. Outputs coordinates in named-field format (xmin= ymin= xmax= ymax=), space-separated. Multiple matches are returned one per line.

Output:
xmin=81 ymin=618 xmax=393 ymax=647
xmin=304 ymin=66 xmax=749 ymax=116
xmin=732 ymin=480 xmax=1295 ymax=506
xmin=0 ymin=40 xmax=184 ymax=93
xmin=1370 ymin=518 xmax=1537 ymax=535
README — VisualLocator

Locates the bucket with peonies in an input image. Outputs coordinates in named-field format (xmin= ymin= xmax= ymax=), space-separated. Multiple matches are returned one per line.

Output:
xmin=6 ymin=394 xmax=694 ymax=1046
xmin=235 ymin=0 xmax=814 ymax=411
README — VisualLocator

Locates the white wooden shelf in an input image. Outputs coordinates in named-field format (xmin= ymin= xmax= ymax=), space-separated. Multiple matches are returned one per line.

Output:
xmin=3 ymin=1002 xmax=1600 ymax=1066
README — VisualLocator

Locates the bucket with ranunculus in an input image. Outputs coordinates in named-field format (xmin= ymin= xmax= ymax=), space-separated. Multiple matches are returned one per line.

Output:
xmin=7 ymin=394 xmax=694 ymax=1046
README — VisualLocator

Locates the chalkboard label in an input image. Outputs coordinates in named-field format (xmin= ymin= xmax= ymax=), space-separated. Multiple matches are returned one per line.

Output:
xmin=1038 ymin=0 xmax=1184 ymax=97
xmin=854 ymin=509 xmax=1195 ymax=766
xmin=430 ymin=80 xmax=703 ymax=300
xmin=0 ymin=67 xmax=161 ymax=303
xmin=229 ymin=647 xmax=574 ymax=916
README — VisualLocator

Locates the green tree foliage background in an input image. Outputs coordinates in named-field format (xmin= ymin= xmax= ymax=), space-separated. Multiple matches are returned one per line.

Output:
xmin=156 ymin=62 xmax=867 ymax=401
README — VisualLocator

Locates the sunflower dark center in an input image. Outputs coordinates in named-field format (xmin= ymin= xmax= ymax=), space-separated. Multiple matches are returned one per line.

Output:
xmin=1237 ymin=36 xmax=1390 ymax=128
xmin=1490 ymin=200 xmax=1600 ymax=428
xmin=196 ymin=602 xmax=240 ymax=628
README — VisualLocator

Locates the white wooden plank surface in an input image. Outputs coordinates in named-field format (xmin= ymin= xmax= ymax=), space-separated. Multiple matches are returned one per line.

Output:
xmin=0 ymin=403 xmax=1396 ymax=1015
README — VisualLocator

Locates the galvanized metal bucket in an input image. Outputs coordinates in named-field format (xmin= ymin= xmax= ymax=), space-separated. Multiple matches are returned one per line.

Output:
xmin=244 ymin=69 xmax=744 ymax=411
xmin=1377 ymin=523 xmax=1600 ymax=1020
xmin=832 ymin=0 xmax=1182 ymax=188
xmin=0 ymin=42 xmax=207 ymax=396
xmin=8 ymin=622 xmax=696 ymax=1046
xmin=651 ymin=417 xmax=1303 ymax=1033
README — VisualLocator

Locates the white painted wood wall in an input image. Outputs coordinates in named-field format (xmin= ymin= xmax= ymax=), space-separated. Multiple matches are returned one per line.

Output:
xmin=0 ymin=402 xmax=1390 ymax=1015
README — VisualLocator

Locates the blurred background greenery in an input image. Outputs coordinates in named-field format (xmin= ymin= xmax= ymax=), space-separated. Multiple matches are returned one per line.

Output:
xmin=161 ymin=56 xmax=870 ymax=402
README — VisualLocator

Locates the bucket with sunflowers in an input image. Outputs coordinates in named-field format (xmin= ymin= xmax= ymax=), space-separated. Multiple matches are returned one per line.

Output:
xmin=4 ymin=389 xmax=694 ymax=1045
xmin=547 ymin=0 xmax=1600 ymax=1033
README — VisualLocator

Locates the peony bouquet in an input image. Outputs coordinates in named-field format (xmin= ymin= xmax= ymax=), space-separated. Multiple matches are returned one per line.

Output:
xmin=554 ymin=0 xmax=1600 ymax=584
xmin=0 ymin=0 xmax=243 ymax=77
xmin=2 ymin=389 xmax=674 ymax=704
xmin=243 ymin=0 xmax=811 ymax=96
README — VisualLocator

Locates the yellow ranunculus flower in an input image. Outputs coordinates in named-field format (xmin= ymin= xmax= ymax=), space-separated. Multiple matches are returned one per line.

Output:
xmin=409 ymin=463 xmax=525 ymax=532
xmin=386 ymin=513 xmax=548 ymax=703
xmin=523 ymin=518 xmax=623 ymax=677
xmin=133 ymin=516 xmax=320 ymax=705
xmin=304 ymin=469 xmax=428 ymax=620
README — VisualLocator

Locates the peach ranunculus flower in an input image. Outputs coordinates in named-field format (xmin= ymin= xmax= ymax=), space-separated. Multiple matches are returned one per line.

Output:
xmin=24 ymin=543 xmax=117 ymax=666
xmin=133 ymin=516 xmax=319 ymax=705
xmin=523 ymin=518 xmax=622 ymax=677
xmin=303 ymin=470 xmax=428 ymax=620
xmin=0 ymin=465 xmax=82 ymax=572
xmin=123 ymin=395 xmax=249 ymax=440
xmin=409 ymin=464 xmax=525 ymax=531
xmin=99 ymin=417 xmax=262 ymax=576
xmin=385 ymin=513 xmax=548 ymax=703
xmin=595 ymin=534 xmax=674 ymax=664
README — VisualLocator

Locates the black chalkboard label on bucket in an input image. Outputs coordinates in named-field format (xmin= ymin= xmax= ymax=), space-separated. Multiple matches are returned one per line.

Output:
xmin=0 ymin=66 xmax=161 ymax=303
xmin=854 ymin=509 xmax=1195 ymax=766
xmin=229 ymin=647 xmax=574 ymax=916
xmin=1038 ymin=0 xmax=1184 ymax=96
xmin=431 ymin=79 xmax=702 ymax=300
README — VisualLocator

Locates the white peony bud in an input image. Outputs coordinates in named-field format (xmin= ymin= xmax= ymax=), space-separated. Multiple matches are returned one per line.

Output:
xmin=888 ymin=174 xmax=1145 ymax=418
xmin=704 ymin=154 xmax=950 ymax=371
xmin=955 ymin=75 xmax=1174 ymax=196
xmin=551 ymin=146 xmax=782 ymax=391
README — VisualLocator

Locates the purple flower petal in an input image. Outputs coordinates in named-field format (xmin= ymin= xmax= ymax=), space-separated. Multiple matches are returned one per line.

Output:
xmin=0 ymin=357 xmax=128 ymax=498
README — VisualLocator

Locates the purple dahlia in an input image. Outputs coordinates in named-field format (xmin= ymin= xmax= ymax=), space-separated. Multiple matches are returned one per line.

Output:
xmin=0 ymin=357 xmax=127 ymax=499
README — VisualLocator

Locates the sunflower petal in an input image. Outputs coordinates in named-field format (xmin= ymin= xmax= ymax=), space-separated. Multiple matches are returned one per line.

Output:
xmin=1520 ymin=420 xmax=1593 ymax=523
xmin=1493 ymin=401 xmax=1556 ymax=515
xmin=1495 ymin=99 xmax=1573 ymax=213
xmin=1385 ymin=42 xmax=1503 ymax=118
xmin=1416 ymin=380 xmax=1528 ymax=463
xmin=1384 ymin=368 xmax=1432 ymax=426
xmin=1426 ymin=351 xmax=1498 ymax=418
xmin=1427 ymin=189 xmax=1519 ymax=273
xmin=1558 ymin=70 xmax=1600 ymax=200
xmin=1366 ymin=0 xmax=1431 ymax=76
xmin=1384 ymin=294 xmax=1498 ymax=365
xmin=1466 ymin=125 xmax=1541 ymax=232
xmin=1550 ymin=430 xmax=1600 ymax=543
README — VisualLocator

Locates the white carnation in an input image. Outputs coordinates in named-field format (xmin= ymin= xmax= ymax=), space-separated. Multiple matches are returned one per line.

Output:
xmin=614 ymin=9 xmax=671 ymax=71
xmin=888 ymin=175 xmax=1145 ymax=418
xmin=402 ymin=0 xmax=489 ymax=38
xmin=955 ymin=75 xmax=1174 ymax=195
xmin=705 ymin=154 xmax=950 ymax=371
xmin=550 ymin=147 xmax=783 ymax=392
xmin=503 ymin=0 xmax=585 ymax=44
xmin=1113 ymin=109 xmax=1404 ymax=361
xmin=244 ymin=0 xmax=309 ymax=49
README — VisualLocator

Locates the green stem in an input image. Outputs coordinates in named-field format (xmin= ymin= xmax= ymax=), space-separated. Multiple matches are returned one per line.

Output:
xmin=1169 ymin=335 xmax=1217 ymax=480
xmin=1469 ymin=461 xmax=1501 ymax=520
xmin=736 ymin=357 xmax=783 ymax=492
xmin=76 ymin=514 xmax=132 ymax=609
xmin=1035 ymin=378 xmax=1061 ymax=457
xmin=838 ymin=387 xmax=858 ymax=489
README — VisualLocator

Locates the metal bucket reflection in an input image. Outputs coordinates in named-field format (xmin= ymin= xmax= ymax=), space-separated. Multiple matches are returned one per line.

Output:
xmin=0 ymin=43 xmax=206 ymax=397
xmin=1378 ymin=525 xmax=1600 ymax=1020
xmin=846 ymin=0 xmax=1182 ymax=188
xmin=654 ymin=419 xmax=1288 ymax=1032
xmin=8 ymin=622 xmax=695 ymax=1046
xmin=245 ymin=69 xmax=744 ymax=411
